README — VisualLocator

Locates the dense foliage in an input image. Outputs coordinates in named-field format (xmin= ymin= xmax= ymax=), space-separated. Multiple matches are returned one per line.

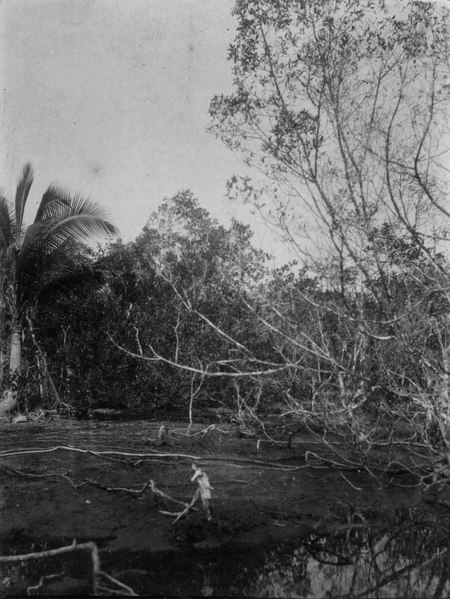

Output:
xmin=206 ymin=0 xmax=450 ymax=448
xmin=0 ymin=164 xmax=117 ymax=413
xmin=33 ymin=191 xmax=279 ymax=416
xmin=4 ymin=2 xmax=450 ymax=473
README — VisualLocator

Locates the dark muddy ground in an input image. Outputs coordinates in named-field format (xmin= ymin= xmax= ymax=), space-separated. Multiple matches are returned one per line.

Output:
xmin=0 ymin=416 xmax=449 ymax=597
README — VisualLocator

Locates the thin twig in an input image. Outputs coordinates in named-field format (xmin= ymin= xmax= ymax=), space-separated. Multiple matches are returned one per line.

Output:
xmin=98 ymin=571 xmax=138 ymax=596
xmin=160 ymin=488 xmax=201 ymax=524
xmin=340 ymin=472 xmax=363 ymax=491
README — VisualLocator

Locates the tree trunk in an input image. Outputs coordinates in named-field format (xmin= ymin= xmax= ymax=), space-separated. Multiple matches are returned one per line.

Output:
xmin=440 ymin=329 xmax=450 ymax=448
xmin=9 ymin=322 xmax=22 ymax=376
xmin=0 ymin=321 xmax=22 ymax=417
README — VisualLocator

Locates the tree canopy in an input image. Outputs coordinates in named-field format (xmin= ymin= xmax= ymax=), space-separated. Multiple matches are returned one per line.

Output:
xmin=0 ymin=163 xmax=118 ymax=413
xmin=207 ymin=0 xmax=450 ymax=446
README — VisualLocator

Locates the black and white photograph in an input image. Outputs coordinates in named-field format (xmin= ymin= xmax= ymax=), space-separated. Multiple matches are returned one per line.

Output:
xmin=1 ymin=0 xmax=450 ymax=596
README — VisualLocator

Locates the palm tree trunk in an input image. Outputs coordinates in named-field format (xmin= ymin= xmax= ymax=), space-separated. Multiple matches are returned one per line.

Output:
xmin=9 ymin=322 xmax=22 ymax=375
xmin=0 ymin=320 xmax=20 ymax=418
xmin=6 ymin=317 xmax=22 ymax=414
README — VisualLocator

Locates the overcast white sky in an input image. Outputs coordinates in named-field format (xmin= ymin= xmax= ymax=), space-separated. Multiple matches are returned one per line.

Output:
xmin=0 ymin=0 xmax=279 ymax=251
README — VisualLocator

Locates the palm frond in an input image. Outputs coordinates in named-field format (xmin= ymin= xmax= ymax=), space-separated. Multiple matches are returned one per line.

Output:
xmin=16 ymin=238 xmax=99 ymax=311
xmin=0 ymin=190 xmax=14 ymax=252
xmin=15 ymin=218 xmax=116 ymax=312
xmin=15 ymin=163 xmax=34 ymax=231
xmin=33 ymin=190 xmax=118 ymax=250
xmin=14 ymin=221 xmax=52 ymax=291
xmin=30 ymin=262 xmax=110 ymax=308
xmin=34 ymin=184 xmax=72 ymax=223
xmin=47 ymin=213 xmax=118 ymax=247
xmin=37 ymin=189 xmax=114 ymax=223
xmin=17 ymin=193 xmax=117 ymax=265
xmin=15 ymin=221 xmax=48 ymax=252
xmin=11 ymin=171 xmax=118 ymax=316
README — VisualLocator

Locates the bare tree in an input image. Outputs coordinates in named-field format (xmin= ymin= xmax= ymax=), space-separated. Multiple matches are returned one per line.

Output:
xmin=206 ymin=0 xmax=450 ymax=469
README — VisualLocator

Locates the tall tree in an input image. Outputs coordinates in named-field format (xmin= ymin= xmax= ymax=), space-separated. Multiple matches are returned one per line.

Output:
xmin=0 ymin=163 xmax=118 ymax=413
xmin=210 ymin=0 xmax=450 ymax=272
xmin=209 ymin=0 xmax=450 ymax=451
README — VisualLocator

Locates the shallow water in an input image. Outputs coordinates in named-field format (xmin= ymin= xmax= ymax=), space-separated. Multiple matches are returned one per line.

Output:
xmin=1 ymin=418 xmax=449 ymax=597
xmin=3 ymin=513 xmax=449 ymax=597
xmin=95 ymin=509 xmax=450 ymax=598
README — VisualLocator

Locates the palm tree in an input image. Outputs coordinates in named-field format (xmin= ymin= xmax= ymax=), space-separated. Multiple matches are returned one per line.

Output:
xmin=0 ymin=163 xmax=118 ymax=414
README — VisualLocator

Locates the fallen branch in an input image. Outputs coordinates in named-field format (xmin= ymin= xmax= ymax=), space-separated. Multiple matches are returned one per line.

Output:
xmin=161 ymin=489 xmax=200 ymax=523
xmin=0 ymin=445 xmax=200 ymax=461
xmin=97 ymin=571 xmax=137 ymax=596
xmin=76 ymin=477 xmax=150 ymax=496
xmin=0 ymin=463 xmax=82 ymax=489
xmin=0 ymin=443 xmax=307 ymax=471
xmin=305 ymin=450 xmax=364 ymax=471
xmin=73 ymin=477 xmax=197 ymax=510
xmin=179 ymin=424 xmax=232 ymax=438
xmin=0 ymin=540 xmax=98 ymax=565
xmin=0 ymin=540 xmax=137 ymax=596
xmin=0 ymin=461 xmax=202 ymax=514
xmin=339 ymin=472 xmax=363 ymax=491
xmin=26 ymin=570 xmax=65 ymax=595
xmin=148 ymin=479 xmax=196 ymax=509
xmin=199 ymin=455 xmax=306 ymax=471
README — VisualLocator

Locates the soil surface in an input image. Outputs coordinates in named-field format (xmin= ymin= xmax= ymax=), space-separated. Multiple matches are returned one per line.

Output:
xmin=0 ymin=416 xmax=449 ymax=596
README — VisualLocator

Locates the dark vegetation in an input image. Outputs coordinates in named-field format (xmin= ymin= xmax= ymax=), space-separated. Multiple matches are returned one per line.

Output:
xmin=33 ymin=190 xmax=274 ymax=415
xmin=1 ymin=1 xmax=450 ymax=595
xmin=1 ymin=0 xmax=450 ymax=485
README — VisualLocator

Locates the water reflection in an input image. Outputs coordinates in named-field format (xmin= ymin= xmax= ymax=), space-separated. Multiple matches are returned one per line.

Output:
xmin=243 ymin=510 xmax=450 ymax=598
xmin=2 ymin=416 xmax=449 ymax=597
xmin=104 ymin=508 xmax=450 ymax=598
xmin=2 ymin=507 xmax=450 ymax=596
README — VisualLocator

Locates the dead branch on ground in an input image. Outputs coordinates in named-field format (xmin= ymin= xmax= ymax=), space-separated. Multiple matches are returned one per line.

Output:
xmin=0 ymin=462 xmax=199 ymax=511
xmin=0 ymin=443 xmax=309 ymax=471
xmin=0 ymin=540 xmax=137 ymax=596
xmin=0 ymin=444 xmax=201 ymax=461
